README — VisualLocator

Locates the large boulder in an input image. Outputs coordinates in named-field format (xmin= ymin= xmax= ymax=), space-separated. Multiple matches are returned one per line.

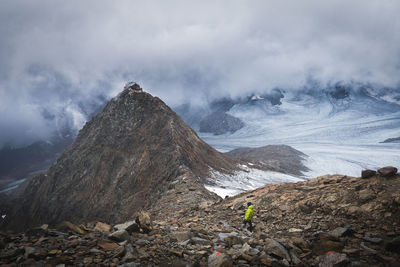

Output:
xmin=109 ymin=230 xmax=130 ymax=242
xmin=264 ymin=238 xmax=291 ymax=262
xmin=378 ymin=166 xmax=398 ymax=177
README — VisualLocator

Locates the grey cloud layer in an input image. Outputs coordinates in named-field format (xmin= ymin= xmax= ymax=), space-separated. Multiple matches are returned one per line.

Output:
xmin=0 ymin=0 xmax=399 ymax=147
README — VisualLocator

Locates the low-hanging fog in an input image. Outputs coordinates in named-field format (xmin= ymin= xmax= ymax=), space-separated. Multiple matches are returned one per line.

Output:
xmin=0 ymin=0 xmax=399 ymax=148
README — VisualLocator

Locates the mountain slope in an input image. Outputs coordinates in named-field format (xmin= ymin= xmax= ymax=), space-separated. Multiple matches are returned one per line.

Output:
xmin=1 ymin=172 xmax=399 ymax=266
xmin=3 ymin=84 xmax=237 ymax=230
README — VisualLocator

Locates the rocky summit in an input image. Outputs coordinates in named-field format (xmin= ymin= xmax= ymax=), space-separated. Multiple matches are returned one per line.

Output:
xmin=2 ymin=84 xmax=236 ymax=231
xmin=0 ymin=171 xmax=399 ymax=266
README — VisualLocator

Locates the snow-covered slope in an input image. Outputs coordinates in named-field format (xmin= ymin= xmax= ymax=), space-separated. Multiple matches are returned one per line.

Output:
xmin=199 ymin=88 xmax=400 ymax=180
xmin=205 ymin=165 xmax=302 ymax=197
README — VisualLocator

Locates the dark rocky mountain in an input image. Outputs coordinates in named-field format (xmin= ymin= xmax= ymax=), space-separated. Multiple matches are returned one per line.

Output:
xmin=225 ymin=145 xmax=309 ymax=176
xmin=2 ymin=83 xmax=237 ymax=231
xmin=381 ymin=136 xmax=400 ymax=143
xmin=177 ymin=97 xmax=245 ymax=136
xmin=199 ymin=112 xmax=244 ymax=135
xmin=246 ymin=89 xmax=285 ymax=106
xmin=1 ymin=170 xmax=399 ymax=266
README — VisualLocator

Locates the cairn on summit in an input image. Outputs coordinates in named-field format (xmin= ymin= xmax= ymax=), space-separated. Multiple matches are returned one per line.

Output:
xmin=123 ymin=81 xmax=142 ymax=92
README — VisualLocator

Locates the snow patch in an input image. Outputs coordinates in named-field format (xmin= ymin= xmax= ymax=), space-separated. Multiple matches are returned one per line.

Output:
xmin=205 ymin=166 xmax=302 ymax=197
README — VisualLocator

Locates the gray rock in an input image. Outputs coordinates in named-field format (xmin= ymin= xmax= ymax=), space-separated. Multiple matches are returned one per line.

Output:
xmin=217 ymin=232 xmax=238 ymax=242
xmin=179 ymin=240 xmax=190 ymax=246
xmin=249 ymin=248 xmax=260 ymax=255
xmin=264 ymin=238 xmax=290 ymax=262
xmin=328 ymin=227 xmax=352 ymax=238
xmin=363 ymin=236 xmax=382 ymax=244
xmin=191 ymin=237 xmax=210 ymax=245
xmin=171 ymin=231 xmax=192 ymax=243
xmin=317 ymin=252 xmax=349 ymax=267
xmin=109 ymin=230 xmax=130 ymax=242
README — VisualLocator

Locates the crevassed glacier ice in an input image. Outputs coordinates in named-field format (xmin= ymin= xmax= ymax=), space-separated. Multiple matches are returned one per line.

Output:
xmin=200 ymin=90 xmax=400 ymax=196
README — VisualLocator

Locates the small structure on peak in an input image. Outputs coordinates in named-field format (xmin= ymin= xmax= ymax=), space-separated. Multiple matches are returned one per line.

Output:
xmin=124 ymin=82 xmax=143 ymax=92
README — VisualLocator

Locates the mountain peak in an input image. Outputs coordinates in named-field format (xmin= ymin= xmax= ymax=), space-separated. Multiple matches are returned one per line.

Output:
xmin=4 ymin=84 xmax=236 ymax=230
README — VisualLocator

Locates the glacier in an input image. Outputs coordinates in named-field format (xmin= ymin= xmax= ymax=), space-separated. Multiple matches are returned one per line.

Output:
xmin=200 ymin=89 xmax=400 ymax=196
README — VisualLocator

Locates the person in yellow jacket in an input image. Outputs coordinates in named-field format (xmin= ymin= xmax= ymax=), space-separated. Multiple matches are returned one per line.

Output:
xmin=243 ymin=202 xmax=254 ymax=231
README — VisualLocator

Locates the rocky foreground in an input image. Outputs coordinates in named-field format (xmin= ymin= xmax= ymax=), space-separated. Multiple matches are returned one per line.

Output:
xmin=1 ymin=167 xmax=399 ymax=266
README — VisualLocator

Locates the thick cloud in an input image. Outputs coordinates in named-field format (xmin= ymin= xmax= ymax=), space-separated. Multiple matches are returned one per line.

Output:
xmin=0 ymin=0 xmax=399 ymax=147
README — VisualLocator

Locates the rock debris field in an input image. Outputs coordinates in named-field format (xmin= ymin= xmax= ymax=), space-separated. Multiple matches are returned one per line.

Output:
xmin=1 ymin=167 xmax=399 ymax=266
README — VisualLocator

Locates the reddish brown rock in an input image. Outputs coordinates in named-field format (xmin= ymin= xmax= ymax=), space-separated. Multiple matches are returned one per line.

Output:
xmin=378 ymin=166 xmax=398 ymax=177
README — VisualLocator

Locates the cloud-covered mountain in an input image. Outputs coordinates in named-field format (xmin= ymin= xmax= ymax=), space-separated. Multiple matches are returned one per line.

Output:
xmin=0 ymin=1 xmax=399 ymax=148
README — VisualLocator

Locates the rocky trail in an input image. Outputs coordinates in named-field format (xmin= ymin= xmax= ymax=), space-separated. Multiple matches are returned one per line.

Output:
xmin=1 ymin=167 xmax=399 ymax=266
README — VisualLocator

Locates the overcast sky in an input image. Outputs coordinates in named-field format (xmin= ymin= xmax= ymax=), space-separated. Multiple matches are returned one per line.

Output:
xmin=0 ymin=0 xmax=399 ymax=147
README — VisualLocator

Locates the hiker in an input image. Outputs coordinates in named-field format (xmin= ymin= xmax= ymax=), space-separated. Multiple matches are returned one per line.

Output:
xmin=243 ymin=202 xmax=254 ymax=231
